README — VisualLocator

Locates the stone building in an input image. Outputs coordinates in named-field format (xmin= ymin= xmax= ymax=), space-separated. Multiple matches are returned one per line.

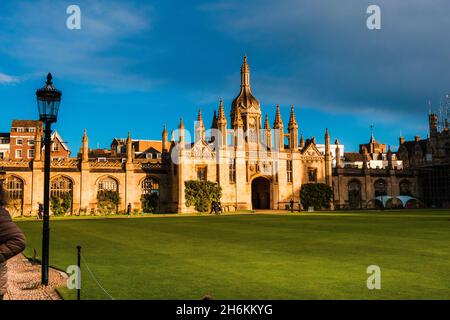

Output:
xmin=398 ymin=112 xmax=450 ymax=207
xmin=0 ymin=56 xmax=429 ymax=216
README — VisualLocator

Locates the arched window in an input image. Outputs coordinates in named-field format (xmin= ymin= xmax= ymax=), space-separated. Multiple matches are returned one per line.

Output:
xmin=399 ymin=180 xmax=412 ymax=196
xmin=348 ymin=180 xmax=361 ymax=209
xmin=2 ymin=176 xmax=24 ymax=216
xmin=142 ymin=177 xmax=159 ymax=195
xmin=51 ymin=176 xmax=73 ymax=198
xmin=374 ymin=180 xmax=387 ymax=197
xmin=98 ymin=177 xmax=118 ymax=192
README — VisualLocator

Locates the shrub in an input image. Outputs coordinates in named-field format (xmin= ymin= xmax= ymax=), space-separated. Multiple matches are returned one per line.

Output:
xmin=141 ymin=192 xmax=159 ymax=213
xmin=300 ymin=183 xmax=333 ymax=210
xmin=185 ymin=180 xmax=222 ymax=213
xmin=51 ymin=192 xmax=72 ymax=216
xmin=97 ymin=190 xmax=120 ymax=214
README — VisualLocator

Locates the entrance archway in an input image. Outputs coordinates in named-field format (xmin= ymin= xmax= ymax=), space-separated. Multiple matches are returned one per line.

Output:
xmin=251 ymin=177 xmax=270 ymax=209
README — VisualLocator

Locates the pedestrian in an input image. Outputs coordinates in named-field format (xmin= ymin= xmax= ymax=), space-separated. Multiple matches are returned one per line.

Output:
xmin=0 ymin=185 xmax=26 ymax=300
xmin=210 ymin=201 xmax=216 ymax=214
xmin=289 ymin=199 xmax=294 ymax=212
xmin=127 ymin=203 xmax=132 ymax=215
xmin=38 ymin=203 xmax=43 ymax=219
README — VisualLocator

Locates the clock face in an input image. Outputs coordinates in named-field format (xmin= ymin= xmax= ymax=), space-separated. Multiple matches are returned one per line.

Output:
xmin=249 ymin=117 xmax=256 ymax=125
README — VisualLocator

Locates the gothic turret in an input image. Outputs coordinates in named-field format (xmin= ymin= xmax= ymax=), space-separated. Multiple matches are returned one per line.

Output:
xmin=288 ymin=106 xmax=298 ymax=150
xmin=335 ymin=139 xmax=341 ymax=168
xmin=126 ymin=132 xmax=133 ymax=163
xmin=264 ymin=114 xmax=271 ymax=149
xmin=273 ymin=105 xmax=284 ymax=151
xmin=82 ymin=129 xmax=88 ymax=162
xmin=178 ymin=117 xmax=185 ymax=147
xmin=233 ymin=108 xmax=244 ymax=147
xmin=195 ymin=109 xmax=206 ymax=142
xmin=231 ymin=55 xmax=261 ymax=126
xmin=429 ymin=113 xmax=438 ymax=137
xmin=217 ymin=98 xmax=227 ymax=147
xmin=299 ymin=133 xmax=305 ymax=149
xmin=211 ymin=110 xmax=218 ymax=130
xmin=162 ymin=125 xmax=169 ymax=153
xmin=324 ymin=128 xmax=332 ymax=187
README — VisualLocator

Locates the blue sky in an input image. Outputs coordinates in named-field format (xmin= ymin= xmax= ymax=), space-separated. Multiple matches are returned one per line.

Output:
xmin=1 ymin=0 xmax=450 ymax=153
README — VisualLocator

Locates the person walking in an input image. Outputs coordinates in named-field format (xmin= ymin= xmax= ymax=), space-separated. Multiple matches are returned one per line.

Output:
xmin=0 ymin=186 xmax=26 ymax=300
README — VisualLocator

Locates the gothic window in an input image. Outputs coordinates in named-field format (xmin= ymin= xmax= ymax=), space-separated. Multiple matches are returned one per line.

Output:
xmin=196 ymin=166 xmax=207 ymax=181
xmin=98 ymin=177 xmax=118 ymax=192
xmin=308 ymin=168 xmax=317 ymax=182
xmin=374 ymin=179 xmax=387 ymax=197
xmin=51 ymin=176 xmax=73 ymax=199
xmin=287 ymin=160 xmax=293 ymax=183
xmin=229 ymin=159 xmax=236 ymax=183
xmin=348 ymin=180 xmax=362 ymax=209
xmin=2 ymin=176 xmax=24 ymax=216
xmin=142 ymin=176 xmax=159 ymax=195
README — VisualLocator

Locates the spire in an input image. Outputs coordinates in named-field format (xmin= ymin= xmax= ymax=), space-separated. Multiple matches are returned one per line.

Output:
xmin=233 ymin=107 xmax=243 ymax=128
xmin=211 ymin=110 xmax=218 ymax=129
xmin=299 ymin=133 xmax=305 ymax=148
xmin=126 ymin=132 xmax=133 ymax=163
xmin=273 ymin=104 xmax=283 ymax=129
xmin=335 ymin=139 xmax=341 ymax=168
xmin=179 ymin=117 xmax=184 ymax=129
xmin=197 ymin=109 xmax=203 ymax=122
xmin=195 ymin=109 xmax=206 ymax=142
xmin=288 ymin=105 xmax=298 ymax=128
xmin=178 ymin=117 xmax=185 ymax=145
xmin=369 ymin=124 xmax=375 ymax=143
xmin=82 ymin=129 xmax=88 ymax=162
xmin=162 ymin=125 xmax=169 ymax=153
xmin=264 ymin=114 xmax=270 ymax=129
xmin=217 ymin=98 xmax=226 ymax=121
xmin=216 ymin=98 xmax=227 ymax=148
xmin=241 ymin=54 xmax=250 ymax=87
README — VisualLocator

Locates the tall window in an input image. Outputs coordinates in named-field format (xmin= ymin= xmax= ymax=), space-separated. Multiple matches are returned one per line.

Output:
xmin=15 ymin=149 xmax=22 ymax=158
xmin=197 ymin=166 xmax=207 ymax=181
xmin=308 ymin=168 xmax=317 ymax=182
xmin=28 ymin=149 xmax=35 ymax=159
xmin=374 ymin=180 xmax=387 ymax=197
xmin=229 ymin=159 xmax=236 ymax=183
xmin=142 ymin=176 xmax=159 ymax=195
xmin=53 ymin=143 xmax=59 ymax=151
xmin=287 ymin=160 xmax=293 ymax=183
xmin=16 ymin=138 xmax=23 ymax=145
xmin=51 ymin=176 xmax=73 ymax=199
xmin=2 ymin=176 xmax=24 ymax=216
xmin=98 ymin=177 xmax=118 ymax=191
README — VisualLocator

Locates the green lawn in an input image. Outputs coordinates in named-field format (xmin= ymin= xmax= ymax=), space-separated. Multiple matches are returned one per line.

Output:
xmin=15 ymin=210 xmax=450 ymax=300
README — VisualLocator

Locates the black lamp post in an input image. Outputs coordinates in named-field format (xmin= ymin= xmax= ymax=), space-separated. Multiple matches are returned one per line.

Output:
xmin=36 ymin=73 xmax=62 ymax=285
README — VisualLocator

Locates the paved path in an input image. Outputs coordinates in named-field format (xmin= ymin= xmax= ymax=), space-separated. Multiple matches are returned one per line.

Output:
xmin=3 ymin=254 xmax=67 ymax=300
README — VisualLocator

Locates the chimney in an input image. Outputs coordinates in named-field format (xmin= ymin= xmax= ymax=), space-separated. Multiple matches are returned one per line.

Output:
xmin=414 ymin=135 xmax=420 ymax=142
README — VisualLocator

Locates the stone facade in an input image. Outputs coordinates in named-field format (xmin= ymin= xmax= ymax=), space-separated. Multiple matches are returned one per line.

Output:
xmin=0 ymin=56 xmax=433 ymax=216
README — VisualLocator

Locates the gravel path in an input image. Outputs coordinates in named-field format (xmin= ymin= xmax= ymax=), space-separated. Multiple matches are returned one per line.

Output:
xmin=3 ymin=255 xmax=67 ymax=300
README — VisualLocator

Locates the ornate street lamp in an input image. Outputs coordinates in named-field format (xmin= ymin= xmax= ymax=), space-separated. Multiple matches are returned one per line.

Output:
xmin=36 ymin=73 xmax=62 ymax=285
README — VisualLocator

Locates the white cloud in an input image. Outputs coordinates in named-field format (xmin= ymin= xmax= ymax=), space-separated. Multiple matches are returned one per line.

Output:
xmin=0 ymin=72 xmax=20 ymax=84
xmin=1 ymin=0 xmax=160 ymax=91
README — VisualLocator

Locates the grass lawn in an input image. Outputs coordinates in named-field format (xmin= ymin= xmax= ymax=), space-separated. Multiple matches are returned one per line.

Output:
xmin=15 ymin=210 xmax=450 ymax=300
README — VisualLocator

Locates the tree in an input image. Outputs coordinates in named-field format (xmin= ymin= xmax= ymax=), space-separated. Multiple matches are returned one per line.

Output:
xmin=300 ymin=183 xmax=333 ymax=210
xmin=185 ymin=180 xmax=222 ymax=212
xmin=141 ymin=193 xmax=159 ymax=213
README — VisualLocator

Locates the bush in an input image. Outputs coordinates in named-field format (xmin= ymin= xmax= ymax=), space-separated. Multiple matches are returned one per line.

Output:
xmin=51 ymin=192 xmax=72 ymax=216
xmin=185 ymin=180 xmax=222 ymax=213
xmin=97 ymin=190 xmax=120 ymax=214
xmin=141 ymin=193 xmax=159 ymax=213
xmin=300 ymin=183 xmax=333 ymax=210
